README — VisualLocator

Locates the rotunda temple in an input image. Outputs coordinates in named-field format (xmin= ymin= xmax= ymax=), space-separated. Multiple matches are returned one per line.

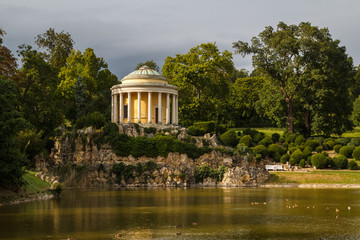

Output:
xmin=110 ymin=66 xmax=178 ymax=124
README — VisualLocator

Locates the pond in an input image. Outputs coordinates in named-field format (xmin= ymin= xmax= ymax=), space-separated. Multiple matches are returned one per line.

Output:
xmin=0 ymin=188 xmax=359 ymax=239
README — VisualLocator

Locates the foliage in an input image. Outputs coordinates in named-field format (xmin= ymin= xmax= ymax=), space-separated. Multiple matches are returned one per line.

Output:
xmin=258 ymin=137 xmax=273 ymax=147
xmin=339 ymin=146 xmax=355 ymax=158
xmin=333 ymin=144 xmax=342 ymax=153
xmin=271 ymin=133 xmax=280 ymax=143
xmin=194 ymin=165 xmax=227 ymax=183
xmin=239 ymin=135 xmax=252 ymax=147
xmin=162 ymin=42 xmax=235 ymax=123
xmin=315 ymin=146 xmax=323 ymax=153
xmin=50 ymin=181 xmax=64 ymax=197
xmin=352 ymin=146 xmax=360 ymax=160
xmin=304 ymin=139 xmax=320 ymax=151
xmin=323 ymin=138 xmax=336 ymax=150
xmin=15 ymin=129 xmax=45 ymax=167
xmin=290 ymin=149 xmax=305 ymax=165
xmin=332 ymin=155 xmax=348 ymax=169
xmin=268 ymin=144 xmax=285 ymax=162
xmin=311 ymin=153 xmax=328 ymax=169
xmin=299 ymin=159 xmax=306 ymax=168
xmin=75 ymin=111 xmax=106 ymax=129
xmin=187 ymin=121 xmax=216 ymax=136
xmin=144 ymin=127 xmax=157 ymax=134
xmin=135 ymin=60 xmax=160 ymax=72
xmin=351 ymin=95 xmax=360 ymax=126
xmin=220 ymin=130 xmax=238 ymax=147
xmin=285 ymin=132 xmax=296 ymax=143
xmin=233 ymin=21 xmax=354 ymax=135
xmin=0 ymin=77 xmax=27 ymax=190
xmin=295 ymin=135 xmax=306 ymax=146
xmin=0 ymin=29 xmax=18 ymax=78
xmin=348 ymin=160 xmax=358 ymax=170
xmin=252 ymin=145 xmax=267 ymax=158
xmin=280 ymin=154 xmax=290 ymax=164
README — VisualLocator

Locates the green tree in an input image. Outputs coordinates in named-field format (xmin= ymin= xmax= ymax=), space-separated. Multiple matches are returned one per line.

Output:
xmin=0 ymin=29 xmax=18 ymax=78
xmin=351 ymin=95 xmax=360 ymax=126
xmin=35 ymin=28 xmax=74 ymax=70
xmin=162 ymin=42 xmax=235 ymax=124
xmin=0 ymin=77 xmax=27 ymax=190
xmin=233 ymin=22 xmax=354 ymax=135
xmin=136 ymin=60 xmax=160 ymax=72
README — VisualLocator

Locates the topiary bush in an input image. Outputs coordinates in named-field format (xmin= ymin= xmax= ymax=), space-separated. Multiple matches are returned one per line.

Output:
xmin=333 ymin=144 xmax=342 ymax=153
xmin=304 ymin=139 xmax=320 ymax=151
xmin=348 ymin=160 xmax=358 ymax=170
xmin=311 ymin=153 xmax=328 ymax=169
xmin=332 ymin=155 xmax=348 ymax=169
xmin=271 ymin=133 xmax=280 ymax=143
xmin=258 ymin=137 xmax=273 ymax=147
xmin=323 ymin=138 xmax=336 ymax=150
xmin=303 ymin=146 xmax=313 ymax=158
xmin=187 ymin=126 xmax=204 ymax=136
xmin=285 ymin=132 xmax=296 ymax=143
xmin=253 ymin=132 xmax=265 ymax=143
xmin=268 ymin=144 xmax=286 ymax=162
xmin=239 ymin=135 xmax=252 ymax=147
xmin=290 ymin=149 xmax=304 ymax=165
xmin=253 ymin=145 xmax=267 ymax=158
xmin=349 ymin=138 xmax=360 ymax=146
xmin=295 ymin=135 xmax=306 ymax=146
xmin=299 ymin=159 xmax=306 ymax=168
xmin=352 ymin=146 xmax=360 ymax=160
xmin=339 ymin=146 xmax=355 ymax=158
xmin=315 ymin=146 xmax=323 ymax=153
xmin=220 ymin=130 xmax=238 ymax=147
xmin=289 ymin=147 xmax=299 ymax=155
xmin=193 ymin=121 xmax=216 ymax=134
xmin=236 ymin=144 xmax=250 ymax=155
xmin=336 ymin=138 xmax=350 ymax=146
xmin=280 ymin=154 xmax=290 ymax=164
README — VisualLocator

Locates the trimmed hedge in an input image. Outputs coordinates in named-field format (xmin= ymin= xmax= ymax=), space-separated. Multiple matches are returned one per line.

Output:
xmin=290 ymin=149 xmax=304 ymax=165
xmin=220 ymin=130 xmax=238 ymax=147
xmin=285 ymin=132 xmax=296 ymax=143
xmin=348 ymin=160 xmax=358 ymax=170
xmin=268 ymin=144 xmax=286 ymax=162
xmin=311 ymin=153 xmax=328 ymax=169
xmin=239 ymin=135 xmax=252 ymax=147
xmin=253 ymin=145 xmax=267 ymax=158
xmin=333 ymin=144 xmax=342 ymax=153
xmin=258 ymin=137 xmax=273 ymax=147
xmin=339 ymin=146 xmax=355 ymax=158
xmin=280 ymin=154 xmax=290 ymax=164
xmin=352 ymin=146 xmax=360 ymax=160
xmin=323 ymin=138 xmax=336 ymax=150
xmin=304 ymin=139 xmax=320 ymax=151
xmin=332 ymin=155 xmax=348 ymax=169
xmin=295 ymin=135 xmax=305 ymax=146
xmin=271 ymin=133 xmax=280 ymax=143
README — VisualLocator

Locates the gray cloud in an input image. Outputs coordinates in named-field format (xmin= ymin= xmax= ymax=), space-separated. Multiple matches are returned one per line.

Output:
xmin=1 ymin=0 xmax=360 ymax=79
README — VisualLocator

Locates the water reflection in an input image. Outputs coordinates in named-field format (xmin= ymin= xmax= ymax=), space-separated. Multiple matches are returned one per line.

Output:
xmin=0 ymin=188 xmax=359 ymax=239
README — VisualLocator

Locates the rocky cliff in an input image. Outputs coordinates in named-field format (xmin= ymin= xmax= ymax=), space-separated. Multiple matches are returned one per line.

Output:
xmin=40 ymin=125 xmax=269 ymax=187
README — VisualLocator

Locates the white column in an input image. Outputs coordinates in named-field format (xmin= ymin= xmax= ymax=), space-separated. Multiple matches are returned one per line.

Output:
xmin=114 ymin=94 xmax=118 ymax=123
xmin=128 ymin=92 xmax=131 ymax=123
xmin=166 ymin=93 xmax=170 ymax=124
xmin=119 ymin=93 xmax=123 ymax=123
xmin=158 ymin=92 xmax=162 ymax=124
xmin=111 ymin=94 xmax=114 ymax=122
xmin=148 ymin=92 xmax=152 ymax=123
xmin=172 ymin=94 xmax=176 ymax=124
xmin=137 ymin=92 xmax=141 ymax=123
xmin=175 ymin=95 xmax=178 ymax=125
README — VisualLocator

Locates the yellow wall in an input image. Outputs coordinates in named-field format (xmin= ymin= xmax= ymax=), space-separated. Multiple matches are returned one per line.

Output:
xmin=122 ymin=92 xmax=171 ymax=124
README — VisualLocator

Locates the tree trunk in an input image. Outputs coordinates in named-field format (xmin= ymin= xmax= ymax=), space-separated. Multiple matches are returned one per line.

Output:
xmin=304 ymin=106 xmax=311 ymax=137
xmin=286 ymin=98 xmax=293 ymax=133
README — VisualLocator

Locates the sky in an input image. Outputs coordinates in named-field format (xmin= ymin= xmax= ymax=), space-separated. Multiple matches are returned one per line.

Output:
xmin=1 ymin=0 xmax=360 ymax=79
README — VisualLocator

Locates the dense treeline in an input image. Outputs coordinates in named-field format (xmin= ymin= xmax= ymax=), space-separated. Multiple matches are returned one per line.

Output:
xmin=1 ymin=21 xmax=360 ymax=190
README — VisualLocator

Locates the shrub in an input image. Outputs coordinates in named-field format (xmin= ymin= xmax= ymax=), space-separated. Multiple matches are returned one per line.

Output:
xmin=299 ymin=159 xmax=306 ymax=168
xmin=215 ymin=124 xmax=228 ymax=135
xmin=348 ymin=160 xmax=358 ymax=170
xmin=332 ymin=155 xmax=348 ymax=169
xmin=289 ymin=147 xmax=299 ymax=155
xmin=349 ymin=138 xmax=360 ymax=146
xmin=285 ymin=132 xmax=296 ymax=143
xmin=75 ymin=111 xmax=106 ymax=129
xmin=303 ymin=146 xmax=313 ymax=158
xmin=242 ymin=128 xmax=259 ymax=138
xmin=187 ymin=126 xmax=204 ymax=136
xmin=50 ymin=182 xmax=64 ymax=197
xmin=194 ymin=165 xmax=227 ymax=183
xmin=220 ymin=130 xmax=238 ymax=147
xmin=279 ymin=136 xmax=285 ymax=143
xmin=290 ymin=149 xmax=304 ymax=165
xmin=236 ymin=144 xmax=250 ymax=155
xmin=258 ymin=137 xmax=273 ymax=147
xmin=336 ymin=138 xmax=350 ymax=146
xmin=339 ymin=146 xmax=355 ymax=158
xmin=144 ymin=127 xmax=157 ymax=134
xmin=282 ymin=142 xmax=289 ymax=149
xmin=295 ymin=135 xmax=306 ymax=146
xmin=288 ymin=142 xmax=295 ymax=148
xmin=271 ymin=133 xmax=280 ymax=143
xmin=239 ymin=135 xmax=252 ymax=147
xmin=193 ymin=121 xmax=216 ymax=134
xmin=280 ymin=154 xmax=290 ymax=164
xmin=311 ymin=153 xmax=328 ymax=169
xmin=304 ymin=139 xmax=320 ymax=151
xmin=323 ymin=138 xmax=336 ymax=150
xmin=352 ymin=146 xmax=360 ymax=160
xmin=253 ymin=145 xmax=267 ymax=158
xmin=315 ymin=146 xmax=323 ymax=153
xmin=333 ymin=144 xmax=342 ymax=153
xmin=253 ymin=132 xmax=265 ymax=143
xmin=268 ymin=144 xmax=285 ymax=162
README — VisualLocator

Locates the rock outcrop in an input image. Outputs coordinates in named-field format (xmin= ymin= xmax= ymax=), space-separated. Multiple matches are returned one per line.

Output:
xmin=45 ymin=126 xmax=269 ymax=187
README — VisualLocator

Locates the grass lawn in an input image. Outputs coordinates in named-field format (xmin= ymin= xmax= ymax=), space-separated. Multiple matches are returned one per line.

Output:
xmin=23 ymin=171 xmax=51 ymax=194
xmin=341 ymin=126 xmax=360 ymax=138
xmin=231 ymin=127 xmax=285 ymax=137
xmin=267 ymin=170 xmax=360 ymax=184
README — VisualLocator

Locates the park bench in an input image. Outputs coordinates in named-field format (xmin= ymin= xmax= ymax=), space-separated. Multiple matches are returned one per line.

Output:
xmin=265 ymin=165 xmax=283 ymax=171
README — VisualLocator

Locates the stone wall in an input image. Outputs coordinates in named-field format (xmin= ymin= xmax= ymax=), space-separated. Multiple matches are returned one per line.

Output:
xmin=44 ymin=126 xmax=269 ymax=187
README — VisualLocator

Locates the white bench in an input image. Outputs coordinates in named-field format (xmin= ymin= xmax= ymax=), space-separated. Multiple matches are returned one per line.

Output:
xmin=265 ymin=165 xmax=283 ymax=171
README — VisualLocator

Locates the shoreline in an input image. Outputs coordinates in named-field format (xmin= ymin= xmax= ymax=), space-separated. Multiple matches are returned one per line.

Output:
xmin=260 ymin=183 xmax=360 ymax=189
xmin=0 ymin=193 xmax=53 ymax=207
